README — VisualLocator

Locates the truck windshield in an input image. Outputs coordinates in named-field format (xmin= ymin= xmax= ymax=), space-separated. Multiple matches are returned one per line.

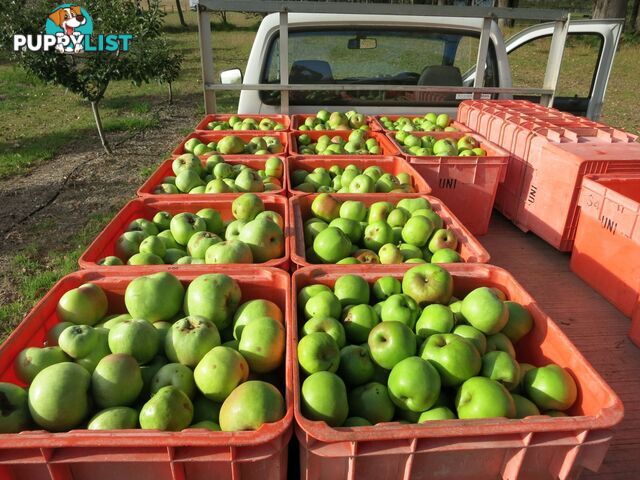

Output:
xmin=260 ymin=28 xmax=498 ymax=107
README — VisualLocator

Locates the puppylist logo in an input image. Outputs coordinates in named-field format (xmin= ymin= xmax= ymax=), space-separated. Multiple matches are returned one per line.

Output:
xmin=13 ymin=4 xmax=133 ymax=54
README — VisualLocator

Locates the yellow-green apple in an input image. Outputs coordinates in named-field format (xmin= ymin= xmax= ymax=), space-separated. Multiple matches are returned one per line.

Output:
xmin=152 ymin=211 xmax=172 ymax=231
xmin=412 ymin=208 xmax=444 ymax=231
xmin=184 ymin=274 xmax=241 ymax=331
xmin=420 ymin=333 xmax=481 ymax=387
xmin=418 ymin=406 xmax=456 ymax=422
xmin=45 ymin=321 xmax=74 ymax=346
xmin=233 ymin=299 xmax=283 ymax=340
xmin=461 ymin=287 xmax=508 ymax=334
xmin=481 ymin=351 xmax=520 ymax=390
xmin=452 ymin=325 xmax=486 ymax=354
xmin=127 ymin=252 xmax=163 ymax=265
xmin=297 ymin=284 xmax=331 ymax=312
xmin=59 ymin=325 xmax=100 ymax=359
xmin=15 ymin=346 xmax=69 ymax=383
xmin=342 ymin=304 xmax=380 ymax=344
xmin=415 ymin=304 xmax=454 ymax=338
xmin=368 ymin=321 xmax=416 ymax=369
xmin=349 ymin=174 xmax=375 ymax=193
xmin=56 ymin=283 xmax=108 ymax=326
xmin=301 ymin=371 xmax=348 ymax=427
xmin=388 ymin=356 xmax=441 ymax=412
xmin=340 ymin=200 xmax=367 ymax=222
xmin=195 ymin=208 xmax=224 ymax=235
xmin=311 ymin=193 xmax=341 ymax=222
xmin=91 ymin=354 xmax=143 ymax=408
xmin=428 ymin=229 xmax=458 ymax=253
xmin=175 ymin=169 xmax=205 ymax=193
xmin=502 ymin=301 xmax=534 ymax=344
xmin=368 ymin=202 xmax=394 ymax=223
xmin=186 ymin=231 xmax=221 ymax=260
xmin=379 ymin=243 xmax=404 ymax=264
xmin=139 ymin=385 xmax=193 ymax=431
xmin=239 ymin=316 xmax=285 ymax=373
xmin=313 ymin=227 xmax=352 ymax=263
xmin=524 ymin=364 xmax=577 ymax=411
xmin=194 ymin=346 xmax=248 ymax=402
xmin=337 ymin=344 xmax=375 ymax=386
xmin=232 ymin=193 xmax=264 ymax=221
xmin=88 ymin=406 xmax=138 ymax=430
xmin=205 ymin=239 xmax=253 ymax=264
xmin=386 ymin=208 xmax=410 ymax=228
xmin=402 ymin=216 xmax=434 ymax=247
xmin=164 ymin=316 xmax=221 ymax=367
xmin=302 ymin=317 xmax=346 ymax=348
xmin=334 ymin=274 xmax=370 ymax=307
xmin=298 ymin=332 xmax=340 ymax=374
xmin=304 ymin=290 xmax=341 ymax=320
xmin=380 ymin=294 xmax=419 ymax=329
xmin=235 ymin=169 xmax=265 ymax=192
xmin=124 ymin=272 xmax=184 ymax=322
xmin=455 ymin=376 xmax=516 ymax=419
xmin=364 ymin=221 xmax=394 ymax=251
xmin=348 ymin=382 xmax=395 ymax=424
xmin=397 ymin=198 xmax=431 ymax=214
xmin=28 ymin=362 xmax=90 ymax=431
xmin=219 ymin=380 xmax=285 ymax=431
xmin=151 ymin=362 xmax=196 ymax=399
xmin=128 ymin=218 xmax=159 ymax=237
xmin=375 ymin=173 xmax=401 ymax=193
xmin=170 ymin=213 xmax=207 ymax=246
xmin=402 ymin=264 xmax=453 ymax=306
xmin=172 ymin=153 xmax=201 ymax=176
xmin=265 ymin=157 xmax=284 ymax=178
xmin=108 ymin=319 xmax=160 ymax=364
xmin=238 ymin=217 xmax=284 ymax=262
xmin=431 ymin=248 xmax=462 ymax=263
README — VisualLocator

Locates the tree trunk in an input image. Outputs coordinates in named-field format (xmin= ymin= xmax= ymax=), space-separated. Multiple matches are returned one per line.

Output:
xmin=592 ymin=0 xmax=628 ymax=21
xmin=168 ymin=82 xmax=173 ymax=104
xmin=175 ymin=0 xmax=187 ymax=28
xmin=631 ymin=0 xmax=640 ymax=31
xmin=497 ymin=0 xmax=517 ymax=28
xmin=91 ymin=101 xmax=112 ymax=154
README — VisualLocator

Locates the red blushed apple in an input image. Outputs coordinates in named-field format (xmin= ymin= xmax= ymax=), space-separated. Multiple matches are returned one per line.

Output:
xmin=311 ymin=193 xmax=341 ymax=222
xmin=428 ymin=228 xmax=458 ymax=254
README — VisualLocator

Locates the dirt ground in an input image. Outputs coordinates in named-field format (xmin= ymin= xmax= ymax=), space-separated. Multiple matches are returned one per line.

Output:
xmin=0 ymin=94 xmax=201 ymax=310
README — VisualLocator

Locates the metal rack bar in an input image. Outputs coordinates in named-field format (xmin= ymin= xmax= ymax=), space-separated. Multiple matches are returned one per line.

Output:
xmin=541 ymin=15 xmax=571 ymax=107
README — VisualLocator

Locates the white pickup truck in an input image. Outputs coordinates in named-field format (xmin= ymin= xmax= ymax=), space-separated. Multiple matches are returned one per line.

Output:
xmin=221 ymin=13 xmax=622 ymax=121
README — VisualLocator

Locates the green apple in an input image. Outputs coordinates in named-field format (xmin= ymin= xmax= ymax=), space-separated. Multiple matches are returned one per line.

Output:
xmin=0 ymin=383 xmax=29 ymax=433
xmin=172 ymin=153 xmax=202 ymax=176
xmin=97 ymin=256 xmax=124 ymax=266
xmin=59 ymin=325 xmax=99 ymax=359
xmin=194 ymin=346 xmax=249 ymax=402
xmin=56 ymin=283 xmax=108 ymax=326
xmin=368 ymin=202 xmax=394 ymax=223
xmin=348 ymin=175 xmax=375 ymax=193
xmin=175 ymin=169 xmax=205 ymax=193
xmin=127 ymin=252 xmax=164 ymax=265
xmin=399 ymin=243 xmax=423 ymax=261
xmin=363 ymin=221 xmax=394 ymax=251
xmin=151 ymin=362 xmax=196 ymax=399
xmin=205 ymin=239 xmax=253 ymax=264
xmin=397 ymin=198 xmax=431 ymax=214
xmin=92 ymin=354 xmax=143 ymax=408
xmin=233 ymin=299 xmax=283 ymax=340
xmin=108 ymin=319 xmax=160 ymax=364
xmin=372 ymin=276 xmax=402 ymax=302
xmin=334 ymin=274 xmax=370 ymax=307
xmin=138 ymin=235 xmax=166 ymax=259
xmin=301 ymin=371 xmax=348 ymax=427
xmin=328 ymin=218 xmax=362 ymax=243
xmin=235 ymin=169 xmax=265 ymax=192
xmin=128 ymin=218 xmax=159 ymax=237
xmin=514 ymin=362 xmax=536 ymax=394
xmin=88 ymin=406 xmax=138 ymax=430
xmin=239 ymin=316 xmax=285 ymax=373
xmin=452 ymin=325 xmax=486 ymax=354
xmin=298 ymin=284 xmax=331 ymax=312
xmin=75 ymin=327 xmax=110 ymax=373
xmin=431 ymin=248 xmax=462 ymax=263
xmin=524 ymin=364 xmax=577 ymax=411
xmin=313 ymin=227 xmax=352 ymax=264
xmin=184 ymin=274 xmax=241 ymax=330
xmin=302 ymin=317 xmax=346 ymax=348
xmin=402 ymin=216 xmax=434 ymax=247
xmin=348 ymin=382 xmax=395 ymax=424
xmin=265 ymin=156 xmax=284 ymax=178
xmin=413 ymin=208 xmax=444 ymax=231
xmin=486 ymin=332 xmax=516 ymax=358
xmin=232 ymin=193 xmax=264 ymax=221
xmin=388 ymin=356 xmax=441 ymax=412
xmin=415 ymin=304 xmax=454 ymax=338
xmin=192 ymin=395 xmax=221 ymax=424
xmin=45 ymin=321 xmax=74 ymax=346
xmin=481 ymin=351 xmax=520 ymax=390
xmin=461 ymin=287 xmax=508 ymax=335
xmin=512 ymin=393 xmax=541 ymax=419
xmin=304 ymin=218 xmax=328 ymax=248
xmin=379 ymin=243 xmax=403 ymax=264
xmin=195 ymin=208 xmax=224 ymax=235
xmin=343 ymin=416 xmax=372 ymax=427
xmin=455 ymin=376 xmax=515 ymax=419
xmin=418 ymin=406 xmax=456 ymax=422
xmin=169 ymin=213 xmax=207 ymax=246
xmin=157 ymin=230 xmax=179 ymax=250
xmin=238 ymin=217 xmax=284 ymax=262
xmin=139 ymin=385 xmax=193 ymax=431
xmin=340 ymin=200 xmax=367 ymax=222
xmin=219 ymin=380 xmax=285 ymax=431
xmin=28 ymin=362 xmax=90 ymax=431
xmin=186 ymin=231 xmax=221 ymax=260
xmin=368 ymin=321 xmax=416 ymax=369
xmin=342 ymin=304 xmax=380 ymax=344
xmin=402 ymin=264 xmax=453 ymax=306
xmin=14 ymin=346 xmax=69 ymax=384
xmin=304 ymin=290 xmax=341 ymax=320
xmin=298 ymin=332 xmax=340 ymax=374
xmin=311 ymin=193 xmax=341 ymax=222
xmin=502 ymin=301 xmax=534 ymax=344
xmin=165 ymin=316 xmax=221 ymax=367
xmin=420 ymin=333 xmax=481 ymax=387
xmin=337 ymin=344 xmax=375 ymax=387
xmin=115 ymin=231 xmax=144 ymax=261
xmin=380 ymin=294 xmax=419 ymax=329
xmin=386 ymin=208 xmax=410 ymax=228
xmin=428 ymin=229 xmax=458 ymax=253
xmin=124 ymin=272 xmax=184 ymax=322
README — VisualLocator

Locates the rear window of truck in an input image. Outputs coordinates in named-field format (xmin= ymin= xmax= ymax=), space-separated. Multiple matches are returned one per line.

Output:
xmin=259 ymin=28 xmax=498 ymax=107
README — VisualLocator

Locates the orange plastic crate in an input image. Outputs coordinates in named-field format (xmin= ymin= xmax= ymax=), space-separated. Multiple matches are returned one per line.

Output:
xmin=137 ymin=156 xmax=288 ymax=198
xmin=173 ymin=132 xmax=288 ymax=156
xmin=370 ymin=115 xmax=470 ymax=133
xmin=0 ymin=268 xmax=293 ymax=480
xmin=287 ymin=131 xmax=400 ymax=157
xmin=290 ymin=114 xmax=376 ymax=131
xmin=289 ymin=193 xmax=490 ymax=269
xmin=570 ymin=174 xmax=640 ymax=318
xmin=286 ymin=155 xmax=431 ymax=197
xmin=392 ymin=131 xmax=509 ymax=235
xmin=291 ymin=264 xmax=623 ymax=480
xmin=194 ymin=114 xmax=291 ymax=133
xmin=79 ymin=196 xmax=291 ymax=271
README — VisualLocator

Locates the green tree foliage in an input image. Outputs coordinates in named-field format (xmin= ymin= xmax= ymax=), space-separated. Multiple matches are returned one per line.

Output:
xmin=0 ymin=0 xmax=183 ymax=153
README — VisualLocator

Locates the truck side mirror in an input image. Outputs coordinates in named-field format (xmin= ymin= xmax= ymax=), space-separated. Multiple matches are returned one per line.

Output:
xmin=220 ymin=68 xmax=242 ymax=85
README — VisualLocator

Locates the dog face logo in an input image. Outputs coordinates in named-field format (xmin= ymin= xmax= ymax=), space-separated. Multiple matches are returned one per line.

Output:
xmin=45 ymin=4 xmax=93 ymax=53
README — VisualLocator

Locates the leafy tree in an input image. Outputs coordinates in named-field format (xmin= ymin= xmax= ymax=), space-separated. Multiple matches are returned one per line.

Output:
xmin=0 ymin=0 xmax=183 ymax=154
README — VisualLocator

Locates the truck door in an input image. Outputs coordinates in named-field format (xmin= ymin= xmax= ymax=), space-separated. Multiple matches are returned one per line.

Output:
xmin=505 ymin=20 xmax=623 ymax=121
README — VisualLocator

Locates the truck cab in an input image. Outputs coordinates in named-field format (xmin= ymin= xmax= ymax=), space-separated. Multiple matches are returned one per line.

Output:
xmin=223 ymin=14 xmax=621 ymax=120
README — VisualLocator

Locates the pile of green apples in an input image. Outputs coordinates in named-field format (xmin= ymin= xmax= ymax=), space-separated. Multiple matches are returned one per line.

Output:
xmin=153 ymin=154 xmax=283 ymax=195
xmin=395 ymin=133 xmax=488 ymax=157
xmin=99 ymin=194 xmax=284 ymax=266
xmin=291 ymin=164 xmax=414 ymax=194
xmin=0 ymin=272 xmax=286 ymax=433
xmin=205 ymin=116 xmax=286 ymax=131
xmin=378 ymin=113 xmax=458 ymax=132
xmin=297 ymin=265 xmax=578 ymax=427
xmin=296 ymin=131 xmax=382 ymax=155
xmin=181 ymin=134 xmax=285 ymax=156
xmin=304 ymin=194 xmax=462 ymax=265
xmin=297 ymin=110 xmax=369 ymax=131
